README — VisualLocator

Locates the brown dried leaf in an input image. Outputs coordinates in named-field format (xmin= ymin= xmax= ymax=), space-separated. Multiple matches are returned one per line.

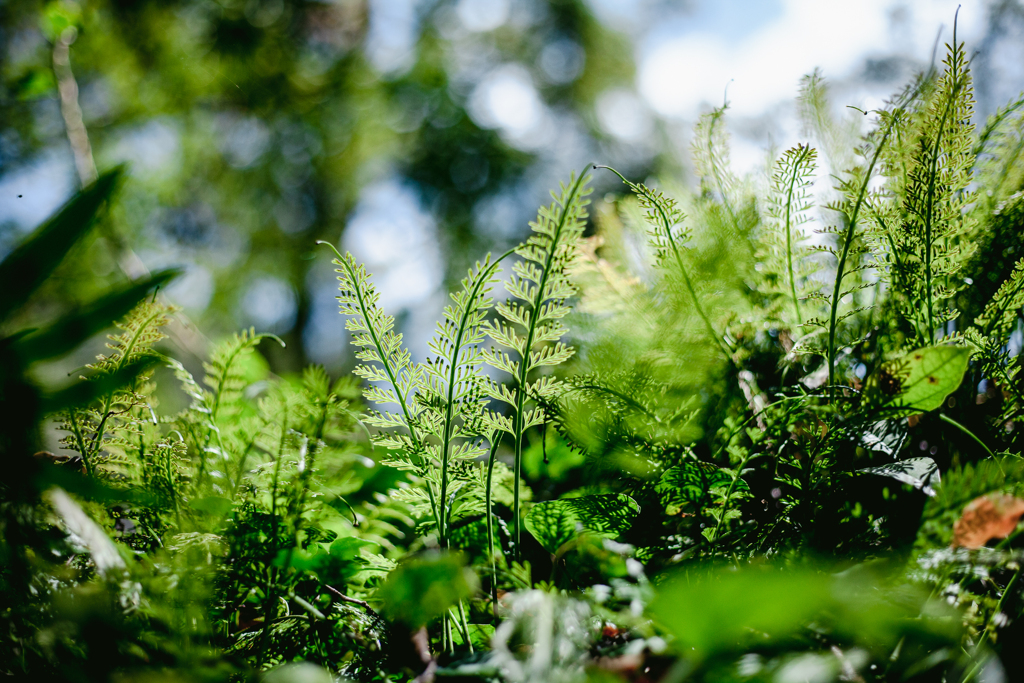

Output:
xmin=952 ymin=494 xmax=1024 ymax=549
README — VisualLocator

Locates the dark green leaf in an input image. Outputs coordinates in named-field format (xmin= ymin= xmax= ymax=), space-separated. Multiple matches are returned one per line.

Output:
xmin=39 ymin=357 xmax=157 ymax=413
xmin=562 ymin=493 xmax=639 ymax=536
xmin=656 ymin=461 xmax=734 ymax=515
xmin=12 ymin=269 xmax=180 ymax=363
xmin=524 ymin=500 xmax=578 ymax=554
xmin=0 ymin=168 xmax=123 ymax=321
xmin=525 ymin=494 xmax=640 ymax=554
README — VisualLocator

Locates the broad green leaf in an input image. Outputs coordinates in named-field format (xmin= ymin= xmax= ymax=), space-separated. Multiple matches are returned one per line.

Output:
xmin=190 ymin=496 xmax=235 ymax=517
xmin=860 ymin=457 xmax=940 ymax=496
xmin=0 ymin=168 xmax=122 ymax=321
xmin=656 ymin=461 xmax=734 ymax=515
xmin=524 ymin=493 xmax=639 ymax=554
xmin=562 ymin=493 xmax=639 ymax=535
xmin=11 ymin=269 xmax=180 ymax=362
xmin=376 ymin=553 xmax=478 ymax=627
xmin=863 ymin=346 xmax=970 ymax=417
xmin=524 ymin=500 xmax=578 ymax=554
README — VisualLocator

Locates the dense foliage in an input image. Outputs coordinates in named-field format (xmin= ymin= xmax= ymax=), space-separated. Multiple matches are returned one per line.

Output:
xmin=6 ymin=31 xmax=1024 ymax=683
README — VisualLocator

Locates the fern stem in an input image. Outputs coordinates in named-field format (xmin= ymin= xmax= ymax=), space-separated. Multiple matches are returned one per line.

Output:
xmin=66 ymin=408 xmax=94 ymax=477
xmin=484 ymin=435 xmax=502 ymax=625
xmin=939 ymin=413 xmax=996 ymax=460
xmin=456 ymin=601 xmax=473 ymax=653
xmin=510 ymin=172 xmax=589 ymax=561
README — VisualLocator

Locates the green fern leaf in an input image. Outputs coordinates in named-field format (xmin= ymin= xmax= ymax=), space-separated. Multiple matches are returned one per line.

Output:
xmin=482 ymin=171 xmax=592 ymax=559
xmin=761 ymin=144 xmax=820 ymax=328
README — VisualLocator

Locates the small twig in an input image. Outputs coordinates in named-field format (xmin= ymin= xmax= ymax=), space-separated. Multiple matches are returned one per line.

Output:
xmin=323 ymin=584 xmax=375 ymax=612
xmin=411 ymin=626 xmax=437 ymax=683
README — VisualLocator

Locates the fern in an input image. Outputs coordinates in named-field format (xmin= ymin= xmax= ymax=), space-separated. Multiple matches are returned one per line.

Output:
xmin=973 ymin=93 xmax=1024 ymax=212
xmin=482 ymin=171 xmax=592 ymax=560
xmin=320 ymin=240 xmax=515 ymax=554
xmin=809 ymin=77 xmax=924 ymax=397
xmin=875 ymin=36 xmax=977 ymax=343
xmin=761 ymin=144 xmax=820 ymax=329
xmin=320 ymin=244 xmax=427 ymax=468
xmin=797 ymin=68 xmax=866 ymax=180
xmin=692 ymin=104 xmax=739 ymax=220
xmin=963 ymin=257 xmax=1024 ymax=411
xmin=59 ymin=301 xmax=173 ymax=479
xmin=599 ymin=166 xmax=734 ymax=365
xmin=424 ymin=254 xmax=511 ymax=549
xmin=174 ymin=329 xmax=283 ymax=491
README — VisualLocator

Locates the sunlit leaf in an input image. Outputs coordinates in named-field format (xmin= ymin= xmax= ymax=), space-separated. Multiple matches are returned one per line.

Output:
xmin=863 ymin=346 xmax=970 ymax=417
xmin=656 ymin=461 xmax=733 ymax=515
xmin=860 ymin=457 xmax=940 ymax=496
xmin=524 ymin=494 xmax=639 ymax=554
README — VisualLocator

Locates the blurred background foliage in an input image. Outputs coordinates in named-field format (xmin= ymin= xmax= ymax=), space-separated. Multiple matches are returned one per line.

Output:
xmin=3 ymin=0 xmax=1024 ymax=380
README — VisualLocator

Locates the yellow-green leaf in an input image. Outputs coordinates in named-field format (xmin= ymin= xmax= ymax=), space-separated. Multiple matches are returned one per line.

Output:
xmin=863 ymin=346 xmax=970 ymax=417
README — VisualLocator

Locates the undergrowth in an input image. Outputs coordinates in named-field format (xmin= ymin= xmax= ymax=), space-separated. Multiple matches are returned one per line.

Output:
xmin=4 ymin=29 xmax=1024 ymax=683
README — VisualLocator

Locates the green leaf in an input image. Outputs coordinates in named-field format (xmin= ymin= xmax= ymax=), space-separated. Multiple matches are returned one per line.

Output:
xmin=376 ymin=553 xmax=478 ymax=627
xmin=860 ymin=457 xmax=940 ymax=496
xmin=190 ymin=496 xmax=234 ymax=517
xmin=525 ymin=493 xmax=639 ymax=554
xmin=653 ymin=565 xmax=959 ymax=657
xmin=563 ymin=493 xmax=639 ymax=535
xmin=524 ymin=500 xmax=578 ymax=554
xmin=329 ymin=536 xmax=377 ymax=562
xmin=0 ymin=168 xmax=122 ymax=321
xmin=656 ymin=461 xmax=734 ymax=516
xmin=11 ymin=269 xmax=180 ymax=363
xmin=863 ymin=346 xmax=971 ymax=417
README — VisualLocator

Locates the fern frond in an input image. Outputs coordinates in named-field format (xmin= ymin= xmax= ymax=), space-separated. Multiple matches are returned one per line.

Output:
xmin=823 ymin=75 xmax=926 ymax=397
xmin=599 ymin=166 xmax=734 ymax=364
xmin=972 ymin=93 xmax=1024 ymax=211
xmin=204 ymin=329 xmax=282 ymax=423
xmin=798 ymin=69 xmax=859 ymax=174
xmin=320 ymin=242 xmax=426 ymax=466
xmin=483 ymin=170 xmax=592 ymax=559
xmin=59 ymin=301 xmax=174 ymax=478
xmin=424 ymin=254 xmax=510 ymax=547
xmin=761 ymin=144 xmax=820 ymax=328
xmin=692 ymin=104 xmax=738 ymax=212
xmin=90 ymin=300 xmax=173 ymax=375
xmin=875 ymin=38 xmax=977 ymax=343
